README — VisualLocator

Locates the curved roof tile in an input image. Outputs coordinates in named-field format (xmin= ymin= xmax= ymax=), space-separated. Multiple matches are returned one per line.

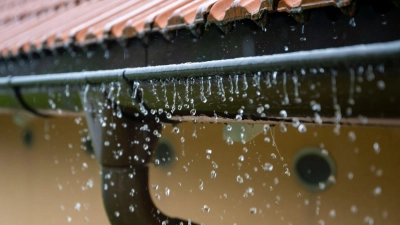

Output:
xmin=0 ymin=0 xmax=355 ymax=58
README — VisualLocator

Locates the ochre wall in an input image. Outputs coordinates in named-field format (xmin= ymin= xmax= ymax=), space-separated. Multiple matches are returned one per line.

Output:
xmin=0 ymin=115 xmax=399 ymax=225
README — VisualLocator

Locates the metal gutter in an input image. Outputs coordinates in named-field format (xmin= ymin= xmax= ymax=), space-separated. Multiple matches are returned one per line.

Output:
xmin=1 ymin=40 xmax=399 ymax=87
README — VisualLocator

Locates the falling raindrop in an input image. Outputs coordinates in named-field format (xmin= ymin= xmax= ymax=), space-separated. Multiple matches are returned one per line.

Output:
xmin=329 ymin=209 xmax=336 ymax=218
xmin=201 ymin=205 xmax=210 ymax=212
xmin=172 ymin=127 xmax=180 ymax=134
xmin=373 ymin=186 xmax=382 ymax=196
xmin=226 ymin=137 xmax=234 ymax=145
xmin=377 ymin=80 xmax=385 ymax=90
xmin=256 ymin=106 xmax=264 ymax=114
xmin=373 ymin=142 xmax=380 ymax=154
xmin=165 ymin=187 xmax=170 ymax=196
xmin=211 ymin=170 xmax=217 ymax=178
xmin=348 ymin=131 xmax=356 ymax=142
xmin=318 ymin=182 xmax=326 ymax=190
xmin=349 ymin=18 xmax=356 ymax=27
xmin=236 ymin=175 xmax=244 ymax=184
xmin=351 ymin=205 xmax=358 ymax=213
xmin=279 ymin=123 xmax=287 ymax=133
xmin=348 ymin=172 xmax=354 ymax=180
xmin=263 ymin=163 xmax=273 ymax=171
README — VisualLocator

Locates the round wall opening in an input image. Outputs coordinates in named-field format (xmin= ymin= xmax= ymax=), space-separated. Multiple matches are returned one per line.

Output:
xmin=293 ymin=147 xmax=336 ymax=192
xmin=154 ymin=140 xmax=175 ymax=168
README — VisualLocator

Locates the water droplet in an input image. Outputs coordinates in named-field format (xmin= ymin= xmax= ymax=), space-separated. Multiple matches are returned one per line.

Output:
xmin=235 ymin=114 xmax=242 ymax=120
xmin=373 ymin=186 xmax=382 ymax=196
xmin=166 ymin=113 xmax=172 ymax=119
xmin=114 ymin=211 xmax=120 ymax=217
xmin=249 ymin=207 xmax=257 ymax=214
xmin=351 ymin=205 xmax=358 ymax=213
xmin=129 ymin=205 xmax=135 ymax=212
xmin=172 ymin=127 xmax=180 ymax=134
xmin=318 ymin=182 xmax=326 ymax=190
xmin=238 ymin=155 xmax=244 ymax=161
xmin=236 ymin=175 xmax=244 ymax=183
xmin=211 ymin=170 xmax=217 ymax=178
xmin=279 ymin=110 xmax=287 ymax=118
xmin=349 ymin=18 xmax=356 ymax=27
xmin=264 ymin=137 xmax=270 ymax=143
xmin=364 ymin=216 xmax=374 ymax=225
xmin=348 ymin=172 xmax=354 ymax=180
xmin=74 ymin=202 xmax=81 ymax=211
xmin=201 ymin=205 xmax=210 ymax=212
xmin=226 ymin=137 xmax=234 ymax=145
xmin=348 ymin=131 xmax=356 ymax=142
xmin=165 ymin=187 xmax=170 ymax=196
xmin=263 ymin=163 xmax=273 ymax=171
xmin=284 ymin=46 xmax=289 ymax=51
xmin=373 ymin=142 xmax=380 ymax=154
xmin=212 ymin=161 xmax=218 ymax=169
xmin=377 ymin=80 xmax=385 ymax=90
xmin=329 ymin=209 xmax=336 ymax=218
xmin=279 ymin=123 xmax=287 ymax=133
xmin=284 ymin=168 xmax=290 ymax=176
xmin=143 ymin=144 xmax=148 ymax=150
xmin=376 ymin=169 xmax=383 ymax=177
xmin=257 ymin=106 xmax=264 ymax=114
xmin=206 ymin=149 xmax=212 ymax=154
xmin=243 ymin=147 xmax=248 ymax=153
xmin=190 ymin=108 xmax=196 ymax=115
xmin=298 ymin=124 xmax=307 ymax=133
xmin=292 ymin=118 xmax=300 ymax=127
xmin=271 ymin=153 xmax=277 ymax=159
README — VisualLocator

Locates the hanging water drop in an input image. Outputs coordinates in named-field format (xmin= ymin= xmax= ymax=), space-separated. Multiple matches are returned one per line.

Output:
xmin=279 ymin=110 xmax=287 ymax=118
xmin=279 ymin=123 xmax=287 ymax=133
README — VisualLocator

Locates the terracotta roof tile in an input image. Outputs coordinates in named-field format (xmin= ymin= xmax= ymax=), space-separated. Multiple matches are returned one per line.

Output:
xmin=208 ymin=0 xmax=267 ymax=24
xmin=277 ymin=0 xmax=352 ymax=13
xmin=0 ymin=0 xmax=78 ymax=25
xmin=165 ymin=0 xmax=213 ymax=30
xmin=0 ymin=0 xmax=357 ymax=58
